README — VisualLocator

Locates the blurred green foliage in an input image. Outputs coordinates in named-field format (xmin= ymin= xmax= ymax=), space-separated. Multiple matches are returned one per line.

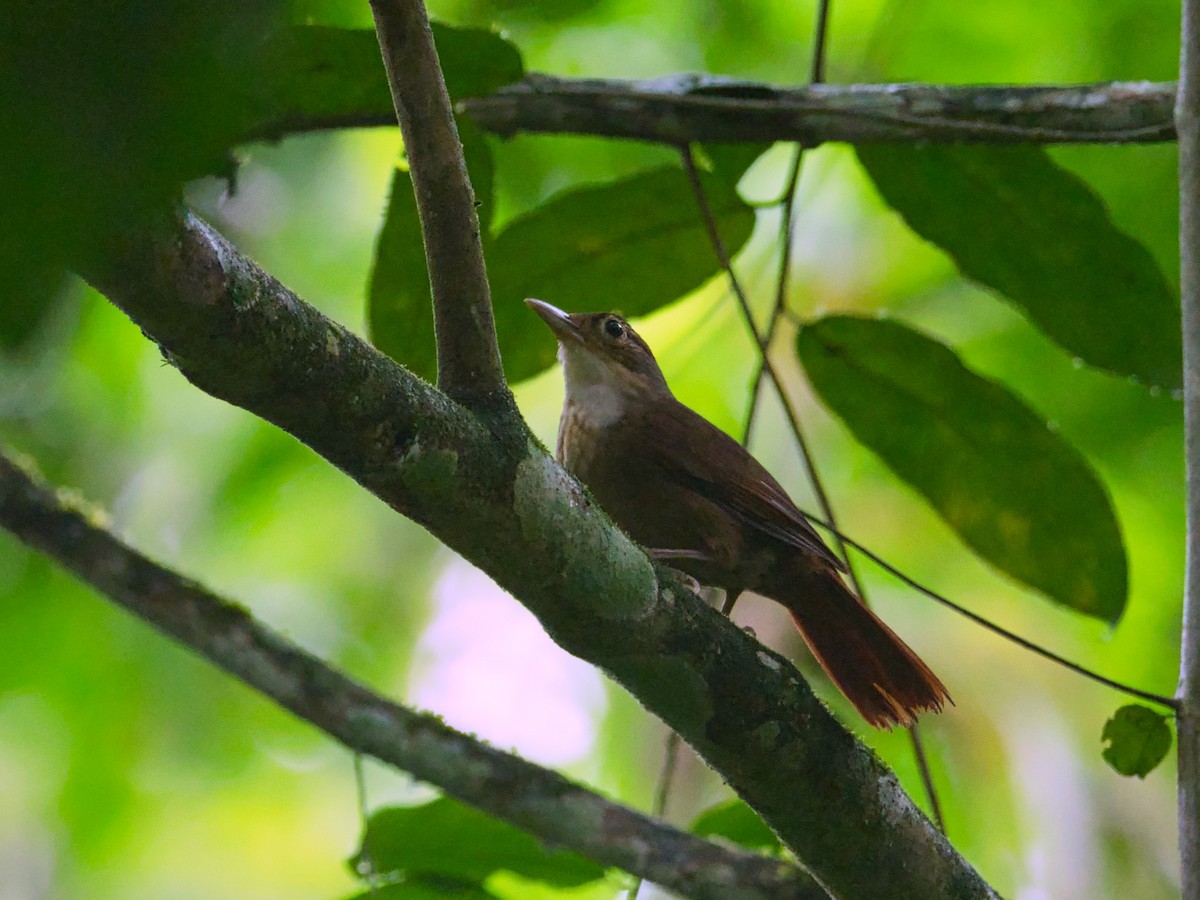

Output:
xmin=0 ymin=0 xmax=1186 ymax=897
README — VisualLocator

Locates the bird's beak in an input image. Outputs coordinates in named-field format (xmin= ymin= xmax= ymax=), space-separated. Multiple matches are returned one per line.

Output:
xmin=525 ymin=298 xmax=583 ymax=344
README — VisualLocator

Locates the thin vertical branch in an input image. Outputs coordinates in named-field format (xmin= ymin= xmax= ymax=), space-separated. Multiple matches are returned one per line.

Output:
xmin=907 ymin=726 xmax=944 ymax=831
xmin=741 ymin=151 xmax=805 ymax=439
xmin=1175 ymin=0 xmax=1200 ymax=892
xmin=368 ymin=0 xmax=508 ymax=409
xmin=353 ymin=754 xmax=381 ymax=894
xmin=810 ymin=0 xmax=832 ymax=84
xmin=741 ymin=0 xmax=830 ymax=432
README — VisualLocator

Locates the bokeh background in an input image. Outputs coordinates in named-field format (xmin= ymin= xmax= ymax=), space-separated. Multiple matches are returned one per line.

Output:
xmin=0 ymin=0 xmax=1184 ymax=897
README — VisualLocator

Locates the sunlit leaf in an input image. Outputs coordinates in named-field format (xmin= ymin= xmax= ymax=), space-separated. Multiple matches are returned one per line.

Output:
xmin=856 ymin=144 xmax=1180 ymax=390
xmin=353 ymin=798 xmax=605 ymax=888
xmin=797 ymin=315 xmax=1127 ymax=621
xmin=1101 ymin=704 xmax=1172 ymax=778
xmin=690 ymin=799 xmax=780 ymax=851
xmin=368 ymin=121 xmax=495 ymax=380
xmin=490 ymin=166 xmax=755 ymax=382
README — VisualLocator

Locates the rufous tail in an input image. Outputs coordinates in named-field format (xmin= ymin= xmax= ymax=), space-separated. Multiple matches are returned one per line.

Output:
xmin=784 ymin=571 xmax=950 ymax=729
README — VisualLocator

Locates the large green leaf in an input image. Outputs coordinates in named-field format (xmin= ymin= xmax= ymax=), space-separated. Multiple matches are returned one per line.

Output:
xmin=370 ymin=159 xmax=756 ymax=384
xmin=368 ymin=121 xmax=495 ymax=381
xmin=797 ymin=315 xmax=1127 ymax=622
xmin=488 ymin=165 xmax=756 ymax=382
xmin=0 ymin=0 xmax=287 ymax=273
xmin=352 ymin=798 xmax=605 ymax=888
xmin=250 ymin=25 xmax=524 ymax=138
xmin=856 ymin=145 xmax=1180 ymax=390
xmin=0 ymin=259 xmax=69 ymax=352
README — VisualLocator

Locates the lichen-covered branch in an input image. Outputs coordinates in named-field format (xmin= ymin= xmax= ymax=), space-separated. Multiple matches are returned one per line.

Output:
xmin=78 ymin=209 xmax=995 ymax=899
xmin=457 ymin=75 xmax=1174 ymax=146
xmin=368 ymin=0 xmax=506 ymax=408
xmin=261 ymin=72 xmax=1176 ymax=147
xmin=0 ymin=450 xmax=822 ymax=900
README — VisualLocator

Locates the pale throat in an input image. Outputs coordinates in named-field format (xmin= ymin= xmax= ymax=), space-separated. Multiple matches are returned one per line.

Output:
xmin=558 ymin=341 xmax=637 ymax=429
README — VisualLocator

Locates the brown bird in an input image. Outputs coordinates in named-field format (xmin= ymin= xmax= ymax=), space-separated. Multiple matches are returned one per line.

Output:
xmin=527 ymin=298 xmax=949 ymax=728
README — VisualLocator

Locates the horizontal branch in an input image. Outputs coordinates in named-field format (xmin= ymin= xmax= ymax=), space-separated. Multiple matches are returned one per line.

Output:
xmin=256 ymin=74 xmax=1177 ymax=147
xmin=458 ymin=75 xmax=1174 ymax=146
xmin=0 ymin=450 xmax=818 ymax=900
xmin=457 ymin=76 xmax=1174 ymax=146
xmin=77 ymin=208 xmax=995 ymax=899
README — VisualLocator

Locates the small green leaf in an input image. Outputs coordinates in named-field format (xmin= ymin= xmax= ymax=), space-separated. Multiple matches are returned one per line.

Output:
xmin=368 ymin=122 xmax=494 ymax=380
xmin=797 ymin=315 xmax=1127 ymax=621
xmin=857 ymin=144 xmax=1180 ymax=390
xmin=489 ymin=166 xmax=755 ymax=383
xmin=353 ymin=798 xmax=605 ymax=888
xmin=690 ymin=799 xmax=780 ymax=851
xmin=1101 ymin=704 xmax=1172 ymax=778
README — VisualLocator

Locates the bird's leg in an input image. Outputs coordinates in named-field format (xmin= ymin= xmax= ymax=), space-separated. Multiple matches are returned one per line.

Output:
xmin=645 ymin=548 xmax=714 ymax=596
xmin=647 ymin=549 xmax=713 ymax=563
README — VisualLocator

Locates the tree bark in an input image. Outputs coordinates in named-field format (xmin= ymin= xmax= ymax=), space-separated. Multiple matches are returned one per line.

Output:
xmin=1175 ymin=0 xmax=1200 ymax=892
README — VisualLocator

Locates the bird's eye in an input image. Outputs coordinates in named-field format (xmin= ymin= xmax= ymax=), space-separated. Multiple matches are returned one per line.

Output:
xmin=602 ymin=318 xmax=625 ymax=339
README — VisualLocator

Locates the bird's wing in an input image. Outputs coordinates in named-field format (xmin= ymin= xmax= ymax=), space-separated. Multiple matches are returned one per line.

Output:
xmin=641 ymin=399 xmax=847 ymax=573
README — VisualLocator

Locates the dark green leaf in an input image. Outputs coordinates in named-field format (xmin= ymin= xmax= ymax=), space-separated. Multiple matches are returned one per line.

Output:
xmin=797 ymin=315 xmax=1127 ymax=621
xmin=249 ymin=25 xmax=523 ymax=139
xmin=490 ymin=166 xmax=755 ymax=382
xmin=368 ymin=164 xmax=431 ymax=377
xmin=1101 ymin=704 xmax=1172 ymax=778
xmin=691 ymin=800 xmax=780 ymax=851
xmin=368 ymin=123 xmax=495 ymax=380
xmin=696 ymin=142 xmax=772 ymax=186
xmin=856 ymin=145 xmax=1180 ymax=390
xmin=0 ymin=260 xmax=69 ymax=352
xmin=0 ymin=0 xmax=287 ymax=267
xmin=354 ymin=798 xmax=605 ymax=888
xmin=432 ymin=23 xmax=525 ymax=99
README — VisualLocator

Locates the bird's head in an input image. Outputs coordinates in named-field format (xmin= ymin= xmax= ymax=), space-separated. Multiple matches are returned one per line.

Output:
xmin=525 ymin=298 xmax=671 ymax=402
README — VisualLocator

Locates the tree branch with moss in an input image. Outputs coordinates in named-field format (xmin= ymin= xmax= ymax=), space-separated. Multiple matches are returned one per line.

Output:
xmin=72 ymin=204 xmax=995 ymax=899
